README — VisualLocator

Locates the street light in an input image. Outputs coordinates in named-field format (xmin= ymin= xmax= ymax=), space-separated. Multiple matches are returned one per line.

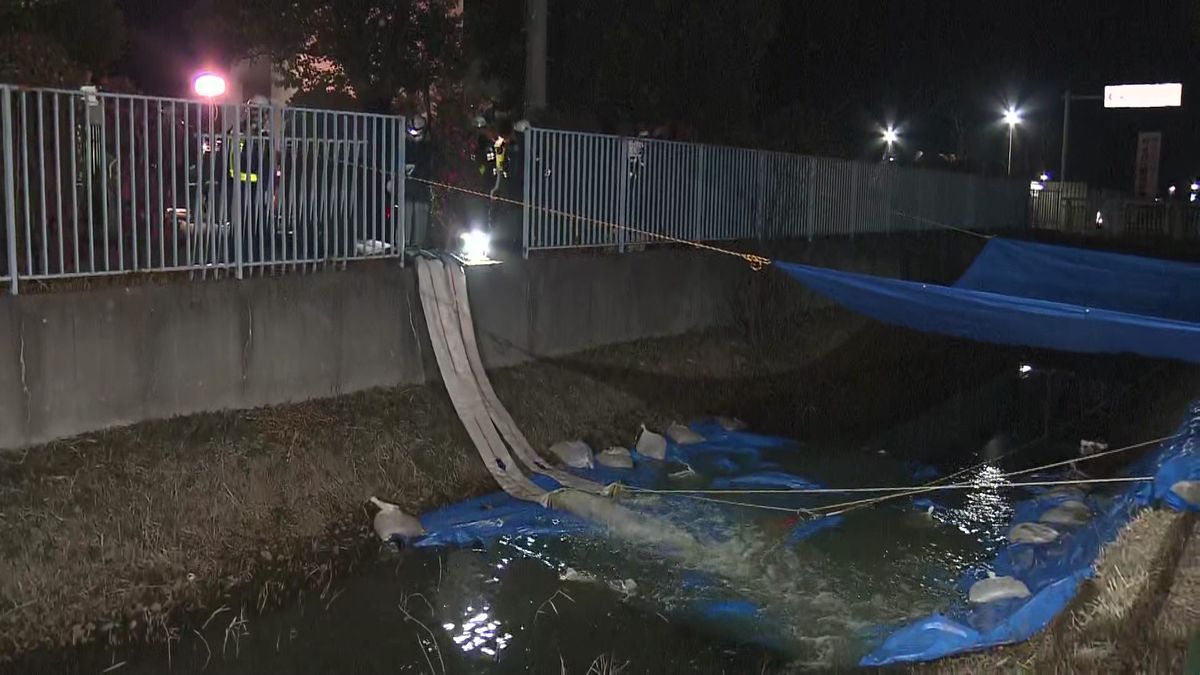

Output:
xmin=1003 ymin=107 xmax=1021 ymax=176
xmin=193 ymin=72 xmax=226 ymax=99
xmin=881 ymin=126 xmax=898 ymax=161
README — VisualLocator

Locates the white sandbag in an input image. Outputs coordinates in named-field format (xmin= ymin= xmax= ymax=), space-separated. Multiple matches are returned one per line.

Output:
xmin=369 ymin=497 xmax=425 ymax=542
xmin=968 ymin=574 xmax=1031 ymax=604
xmin=716 ymin=416 xmax=746 ymax=432
xmin=904 ymin=505 xmax=938 ymax=528
xmin=667 ymin=423 xmax=706 ymax=445
xmin=596 ymin=447 xmax=634 ymax=469
xmin=1039 ymin=499 xmax=1090 ymax=526
xmin=549 ymin=440 xmax=594 ymax=469
xmin=1045 ymin=486 xmax=1087 ymax=500
xmin=1170 ymin=480 xmax=1200 ymax=507
xmin=1009 ymin=522 xmax=1060 ymax=545
xmin=636 ymin=425 xmax=668 ymax=460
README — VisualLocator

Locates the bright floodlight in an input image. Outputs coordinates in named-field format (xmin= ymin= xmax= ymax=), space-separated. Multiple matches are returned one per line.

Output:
xmin=193 ymin=72 xmax=226 ymax=99
xmin=1003 ymin=108 xmax=1021 ymax=127
xmin=882 ymin=127 xmax=898 ymax=144
xmin=461 ymin=229 xmax=491 ymax=262
xmin=1039 ymin=172 xmax=1050 ymax=181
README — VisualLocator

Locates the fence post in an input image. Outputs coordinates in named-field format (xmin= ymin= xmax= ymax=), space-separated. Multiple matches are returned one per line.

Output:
xmin=522 ymin=127 xmax=533 ymax=258
xmin=229 ymin=103 xmax=244 ymax=279
xmin=1 ymin=87 xmax=18 ymax=295
xmin=397 ymin=115 xmax=406 ymax=262
xmin=754 ymin=152 xmax=765 ymax=241
xmin=617 ymin=138 xmax=628 ymax=254
xmin=806 ymin=158 xmax=818 ymax=241
xmin=848 ymin=161 xmax=860 ymax=239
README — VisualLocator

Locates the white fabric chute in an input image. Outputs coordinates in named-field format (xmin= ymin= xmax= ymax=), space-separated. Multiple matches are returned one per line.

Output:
xmin=415 ymin=257 xmax=608 ymax=503
xmin=417 ymin=258 xmax=548 ymax=503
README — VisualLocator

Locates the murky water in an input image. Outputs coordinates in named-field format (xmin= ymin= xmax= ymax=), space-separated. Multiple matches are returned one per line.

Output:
xmin=69 ymin=358 xmax=1161 ymax=673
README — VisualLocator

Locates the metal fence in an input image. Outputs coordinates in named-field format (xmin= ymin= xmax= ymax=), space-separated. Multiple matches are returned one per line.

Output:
xmin=0 ymin=84 xmax=405 ymax=293
xmin=522 ymin=128 xmax=1028 ymax=254
xmin=1030 ymin=180 xmax=1200 ymax=239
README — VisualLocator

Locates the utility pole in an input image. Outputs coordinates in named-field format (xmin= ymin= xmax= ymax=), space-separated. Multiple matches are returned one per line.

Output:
xmin=524 ymin=0 xmax=547 ymax=115
xmin=1059 ymin=91 xmax=1103 ymax=182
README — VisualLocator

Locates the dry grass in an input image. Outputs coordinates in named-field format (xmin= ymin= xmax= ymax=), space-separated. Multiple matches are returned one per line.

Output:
xmin=0 ymin=323 xmax=843 ymax=664
xmin=0 ymin=384 xmax=494 ymax=658
xmin=1076 ymin=509 xmax=1177 ymax=632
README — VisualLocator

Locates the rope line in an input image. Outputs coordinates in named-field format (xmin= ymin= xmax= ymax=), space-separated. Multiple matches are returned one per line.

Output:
xmin=411 ymin=176 xmax=773 ymax=270
xmin=808 ymin=434 xmax=1179 ymax=518
xmin=622 ymin=434 xmax=1178 ymax=498
xmin=626 ymin=476 xmax=1156 ymax=516
xmin=892 ymin=211 xmax=996 ymax=240
xmin=626 ymin=475 xmax=1155 ymax=498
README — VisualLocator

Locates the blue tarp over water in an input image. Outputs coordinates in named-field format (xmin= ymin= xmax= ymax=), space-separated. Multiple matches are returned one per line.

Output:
xmin=409 ymin=413 xmax=1200 ymax=667
xmin=861 ymin=402 xmax=1200 ymax=665
xmin=779 ymin=239 xmax=1200 ymax=363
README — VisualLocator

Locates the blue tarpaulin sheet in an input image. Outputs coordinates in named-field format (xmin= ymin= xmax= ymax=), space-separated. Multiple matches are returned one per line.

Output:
xmin=778 ymin=239 xmax=1200 ymax=363
xmin=861 ymin=402 xmax=1200 ymax=666
xmin=407 ymin=411 xmax=1200 ymax=667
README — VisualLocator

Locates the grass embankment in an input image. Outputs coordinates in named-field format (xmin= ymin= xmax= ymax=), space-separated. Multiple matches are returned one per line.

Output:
xmin=0 ymin=307 xmax=895 ymax=665
xmin=5 ymin=293 xmax=1190 ymax=672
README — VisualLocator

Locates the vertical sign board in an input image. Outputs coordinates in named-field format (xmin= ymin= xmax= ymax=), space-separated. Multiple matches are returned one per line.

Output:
xmin=1134 ymin=132 xmax=1162 ymax=200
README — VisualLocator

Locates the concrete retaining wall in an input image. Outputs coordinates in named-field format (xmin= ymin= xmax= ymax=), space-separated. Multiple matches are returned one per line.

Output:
xmin=0 ymin=232 xmax=982 ymax=450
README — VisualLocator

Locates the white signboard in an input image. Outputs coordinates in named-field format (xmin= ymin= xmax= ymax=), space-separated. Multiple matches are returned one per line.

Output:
xmin=1105 ymin=83 xmax=1182 ymax=109
xmin=1134 ymin=131 xmax=1162 ymax=199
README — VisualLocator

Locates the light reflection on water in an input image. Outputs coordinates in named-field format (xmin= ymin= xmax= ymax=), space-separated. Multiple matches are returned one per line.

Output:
xmin=105 ymin=365 xmax=1133 ymax=673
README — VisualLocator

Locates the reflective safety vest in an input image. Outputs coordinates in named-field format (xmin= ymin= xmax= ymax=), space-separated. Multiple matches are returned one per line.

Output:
xmin=228 ymin=138 xmax=261 ymax=183
xmin=491 ymin=137 xmax=509 ymax=178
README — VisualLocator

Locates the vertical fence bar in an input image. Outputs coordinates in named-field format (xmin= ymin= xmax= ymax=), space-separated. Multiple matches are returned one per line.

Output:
xmin=320 ymin=112 xmax=329 ymax=267
xmin=231 ymin=102 xmax=243 ymax=278
xmin=169 ymin=102 xmax=178 ymax=267
xmin=156 ymin=101 xmax=165 ymax=268
xmin=286 ymin=111 xmax=298 ymax=267
xmin=330 ymin=113 xmax=341 ymax=263
xmin=36 ymin=92 xmax=48 ymax=276
xmin=304 ymin=111 xmax=316 ymax=268
xmin=1 ymin=88 xmax=18 ymax=293
xmin=126 ymin=97 xmax=137 ymax=270
xmin=204 ymin=103 xmax=216 ymax=274
xmin=67 ymin=96 xmax=80 ymax=274
xmin=522 ymin=128 xmax=532 ymax=256
xmin=83 ymin=96 xmax=98 ymax=272
xmin=111 ymin=98 xmax=123 ymax=271
xmin=141 ymin=99 xmax=151 ymax=268
xmin=53 ymin=94 xmax=64 ymax=274
xmin=19 ymin=93 xmax=32 ymax=277
xmin=255 ymin=106 xmax=267 ymax=271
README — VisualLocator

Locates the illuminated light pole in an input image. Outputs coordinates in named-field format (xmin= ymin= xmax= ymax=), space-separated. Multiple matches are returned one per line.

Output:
xmin=1003 ymin=108 xmax=1021 ymax=177
xmin=881 ymin=126 xmax=898 ymax=161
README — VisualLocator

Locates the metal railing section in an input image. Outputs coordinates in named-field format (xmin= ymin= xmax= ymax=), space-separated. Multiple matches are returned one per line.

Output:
xmin=0 ymin=84 xmax=405 ymax=293
xmin=523 ymin=127 xmax=1028 ymax=254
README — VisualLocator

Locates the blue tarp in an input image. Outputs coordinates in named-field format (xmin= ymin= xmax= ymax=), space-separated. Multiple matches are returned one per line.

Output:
xmin=408 ymin=411 xmax=1200 ymax=667
xmin=778 ymin=239 xmax=1200 ymax=363
xmin=861 ymin=402 xmax=1200 ymax=666
xmin=414 ymin=422 xmax=807 ymax=549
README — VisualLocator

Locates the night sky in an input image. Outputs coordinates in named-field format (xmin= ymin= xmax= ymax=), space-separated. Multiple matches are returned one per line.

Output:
xmin=759 ymin=1 xmax=1198 ymax=190
xmin=114 ymin=0 xmax=1198 ymax=192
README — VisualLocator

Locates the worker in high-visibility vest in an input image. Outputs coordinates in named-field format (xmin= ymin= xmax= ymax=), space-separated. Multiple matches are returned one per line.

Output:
xmin=228 ymin=96 xmax=269 ymax=184
xmin=404 ymin=114 xmax=432 ymax=250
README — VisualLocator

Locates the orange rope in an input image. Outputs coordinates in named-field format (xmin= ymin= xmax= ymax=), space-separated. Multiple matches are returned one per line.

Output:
xmin=411 ymin=177 xmax=773 ymax=271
